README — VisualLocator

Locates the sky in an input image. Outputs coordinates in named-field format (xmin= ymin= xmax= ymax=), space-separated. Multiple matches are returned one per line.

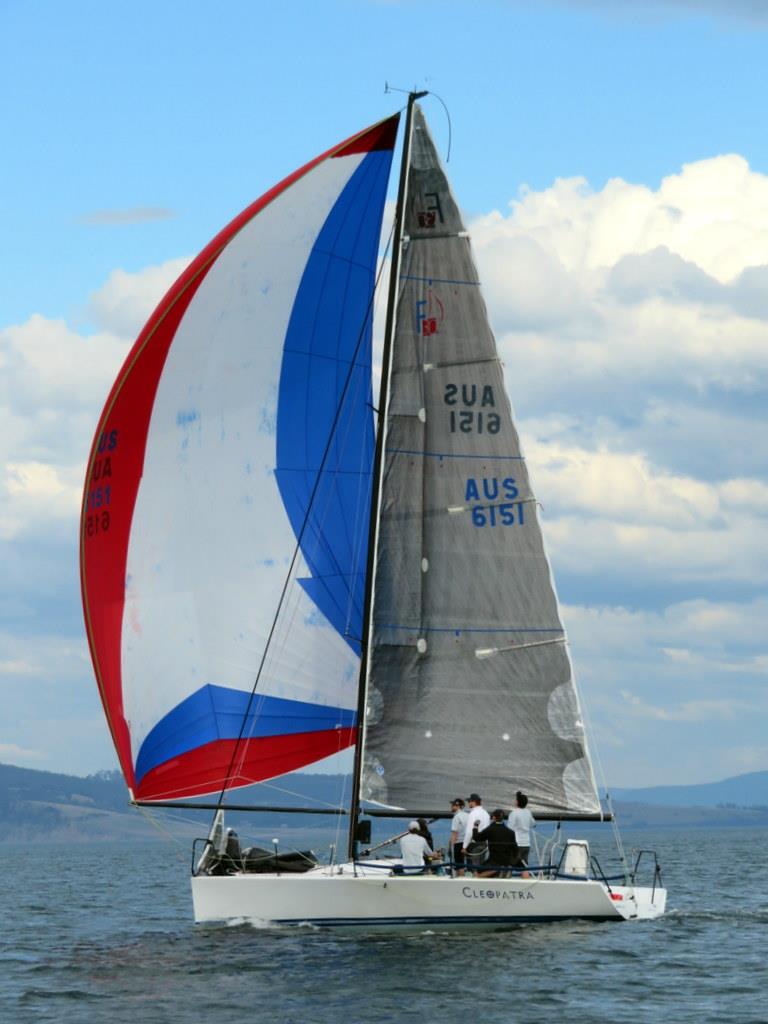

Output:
xmin=2 ymin=0 xmax=768 ymax=789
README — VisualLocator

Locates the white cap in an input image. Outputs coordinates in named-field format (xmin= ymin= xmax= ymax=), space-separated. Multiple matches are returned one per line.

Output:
xmin=408 ymin=820 xmax=420 ymax=831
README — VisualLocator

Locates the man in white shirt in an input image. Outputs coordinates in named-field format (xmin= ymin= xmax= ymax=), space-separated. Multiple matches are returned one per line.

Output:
xmin=461 ymin=793 xmax=491 ymax=868
xmin=400 ymin=821 xmax=434 ymax=870
xmin=449 ymin=798 xmax=469 ymax=876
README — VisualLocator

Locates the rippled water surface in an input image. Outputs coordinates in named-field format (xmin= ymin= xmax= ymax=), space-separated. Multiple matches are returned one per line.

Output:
xmin=2 ymin=827 xmax=766 ymax=1023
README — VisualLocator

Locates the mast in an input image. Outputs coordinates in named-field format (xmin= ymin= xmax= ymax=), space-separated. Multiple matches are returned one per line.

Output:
xmin=347 ymin=90 xmax=427 ymax=859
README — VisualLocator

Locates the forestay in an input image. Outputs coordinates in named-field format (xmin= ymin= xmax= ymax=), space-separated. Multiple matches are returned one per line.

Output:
xmin=361 ymin=107 xmax=601 ymax=816
xmin=81 ymin=116 xmax=398 ymax=802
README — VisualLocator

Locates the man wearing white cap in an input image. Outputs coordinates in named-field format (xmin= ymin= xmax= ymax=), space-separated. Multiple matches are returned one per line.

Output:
xmin=400 ymin=820 xmax=435 ymax=869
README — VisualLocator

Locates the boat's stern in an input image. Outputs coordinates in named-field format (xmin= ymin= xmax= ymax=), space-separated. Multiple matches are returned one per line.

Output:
xmin=607 ymin=883 xmax=667 ymax=920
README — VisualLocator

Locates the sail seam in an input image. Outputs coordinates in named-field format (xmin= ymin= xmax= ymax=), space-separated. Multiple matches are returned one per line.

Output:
xmin=385 ymin=448 xmax=525 ymax=460
xmin=405 ymin=231 xmax=467 ymax=240
xmin=422 ymin=357 xmax=500 ymax=369
xmin=378 ymin=624 xmax=565 ymax=633
xmin=400 ymin=275 xmax=480 ymax=286
xmin=278 ymin=467 xmax=370 ymax=475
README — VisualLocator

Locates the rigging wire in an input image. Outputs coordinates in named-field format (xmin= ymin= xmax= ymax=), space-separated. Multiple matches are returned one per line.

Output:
xmin=579 ymin=689 xmax=632 ymax=885
xmin=425 ymin=90 xmax=452 ymax=163
xmin=133 ymin=802 xmax=193 ymax=863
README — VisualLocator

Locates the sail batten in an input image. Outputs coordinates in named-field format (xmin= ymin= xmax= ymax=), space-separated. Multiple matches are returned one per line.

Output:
xmin=360 ymin=107 xmax=600 ymax=817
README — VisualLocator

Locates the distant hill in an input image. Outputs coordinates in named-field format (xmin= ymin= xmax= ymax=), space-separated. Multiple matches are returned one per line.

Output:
xmin=609 ymin=770 xmax=768 ymax=810
xmin=603 ymin=800 xmax=768 ymax=829
xmin=0 ymin=762 xmax=356 ymax=842
xmin=0 ymin=762 xmax=173 ymax=841
xmin=2 ymin=762 xmax=767 ymax=841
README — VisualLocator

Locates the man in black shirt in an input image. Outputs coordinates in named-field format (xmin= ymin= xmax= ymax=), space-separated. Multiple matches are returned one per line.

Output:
xmin=472 ymin=808 xmax=518 ymax=878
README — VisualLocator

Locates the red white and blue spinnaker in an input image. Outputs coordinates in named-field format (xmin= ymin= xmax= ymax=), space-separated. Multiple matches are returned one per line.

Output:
xmin=80 ymin=116 xmax=399 ymax=802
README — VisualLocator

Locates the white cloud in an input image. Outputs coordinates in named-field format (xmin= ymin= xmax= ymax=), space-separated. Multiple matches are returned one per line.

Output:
xmin=79 ymin=207 xmax=176 ymax=226
xmin=543 ymin=516 xmax=767 ymax=588
xmin=476 ymin=155 xmax=768 ymax=286
xmin=0 ymin=659 xmax=42 ymax=676
xmin=0 ymin=257 xmax=187 ymax=547
xmin=538 ymin=0 xmax=768 ymax=27
xmin=565 ymin=596 xmax=768 ymax=656
xmin=1 ymin=315 xmax=128 ymax=415
xmin=0 ymin=631 xmax=90 ymax=683
xmin=88 ymin=256 xmax=190 ymax=338
xmin=1 ymin=462 xmax=83 ymax=541
xmin=563 ymin=597 xmax=768 ymax=783
xmin=464 ymin=153 xmax=768 ymax=600
xmin=619 ymin=691 xmax=759 ymax=722
xmin=527 ymin=442 xmax=721 ymax=528
xmin=521 ymin=441 xmax=768 ymax=585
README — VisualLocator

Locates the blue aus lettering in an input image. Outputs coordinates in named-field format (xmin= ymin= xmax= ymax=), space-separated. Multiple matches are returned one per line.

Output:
xmin=465 ymin=477 xmax=518 ymax=502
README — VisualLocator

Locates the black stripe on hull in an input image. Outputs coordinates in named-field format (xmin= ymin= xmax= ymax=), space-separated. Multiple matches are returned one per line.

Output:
xmin=270 ymin=915 xmax=620 ymax=928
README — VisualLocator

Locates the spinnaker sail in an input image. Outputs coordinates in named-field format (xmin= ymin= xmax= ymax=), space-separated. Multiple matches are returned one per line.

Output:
xmin=80 ymin=116 xmax=398 ymax=802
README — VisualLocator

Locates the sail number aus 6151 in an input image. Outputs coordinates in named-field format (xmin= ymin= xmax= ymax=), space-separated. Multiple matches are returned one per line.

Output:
xmin=85 ymin=433 xmax=119 ymax=538
xmin=465 ymin=477 xmax=525 ymax=528
xmin=444 ymin=383 xmax=500 ymax=434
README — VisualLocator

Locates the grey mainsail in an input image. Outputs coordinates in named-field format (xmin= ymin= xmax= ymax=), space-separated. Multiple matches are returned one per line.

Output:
xmin=361 ymin=107 xmax=601 ymax=816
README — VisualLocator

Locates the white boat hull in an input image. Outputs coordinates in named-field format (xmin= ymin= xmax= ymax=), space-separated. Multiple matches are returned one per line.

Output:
xmin=191 ymin=865 xmax=666 ymax=930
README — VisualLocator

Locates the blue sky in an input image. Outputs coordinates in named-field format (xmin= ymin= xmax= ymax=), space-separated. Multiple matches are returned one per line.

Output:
xmin=2 ymin=0 xmax=768 ymax=787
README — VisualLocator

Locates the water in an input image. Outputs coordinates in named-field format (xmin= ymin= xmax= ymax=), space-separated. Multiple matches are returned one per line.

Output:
xmin=2 ymin=827 xmax=766 ymax=1023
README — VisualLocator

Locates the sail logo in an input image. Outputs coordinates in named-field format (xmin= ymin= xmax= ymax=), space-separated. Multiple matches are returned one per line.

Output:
xmin=462 ymin=886 xmax=535 ymax=901
xmin=415 ymin=289 xmax=445 ymax=336
xmin=417 ymin=191 xmax=444 ymax=228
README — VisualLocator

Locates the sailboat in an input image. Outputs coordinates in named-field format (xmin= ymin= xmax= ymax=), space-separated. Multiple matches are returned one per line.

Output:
xmin=81 ymin=92 xmax=666 ymax=928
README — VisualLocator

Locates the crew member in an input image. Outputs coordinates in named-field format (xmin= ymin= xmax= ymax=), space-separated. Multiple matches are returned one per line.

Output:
xmin=449 ymin=798 xmax=469 ymax=876
xmin=417 ymin=818 xmax=434 ymax=849
xmin=400 ymin=820 xmax=435 ymax=871
xmin=508 ymin=791 xmax=536 ymax=877
xmin=473 ymin=809 xmax=518 ymax=878
xmin=461 ymin=793 xmax=490 ymax=867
